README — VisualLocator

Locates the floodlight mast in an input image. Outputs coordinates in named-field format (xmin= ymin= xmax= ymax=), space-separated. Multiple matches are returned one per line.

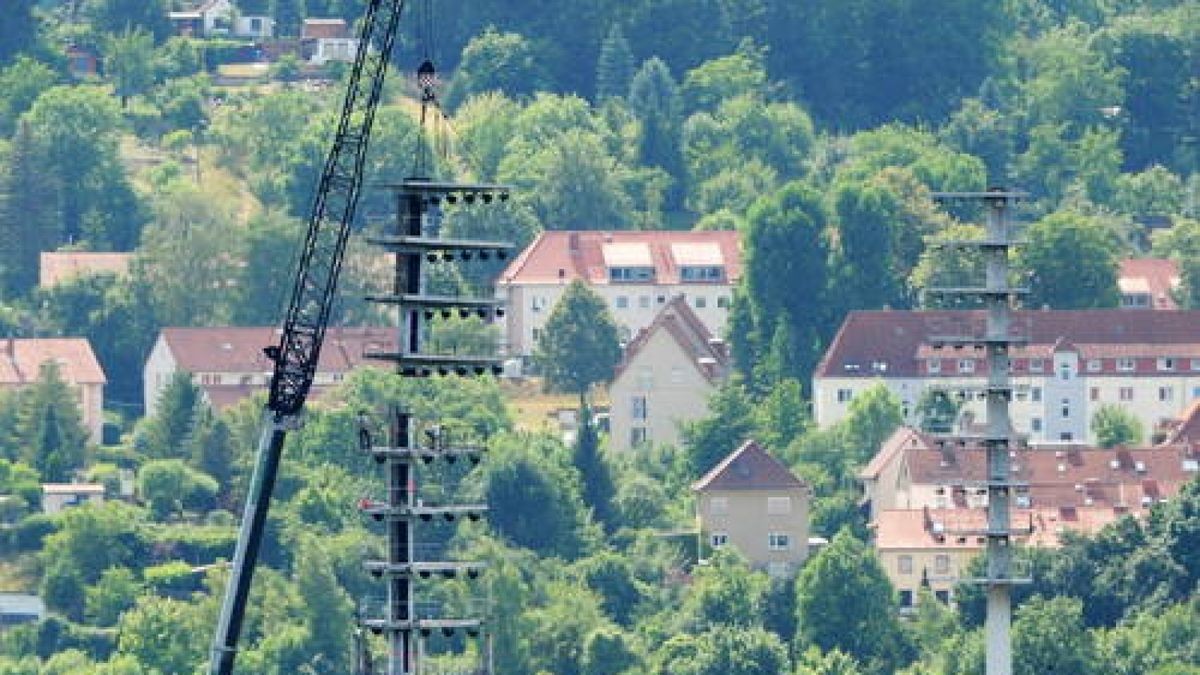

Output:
xmin=208 ymin=2 xmax=407 ymax=673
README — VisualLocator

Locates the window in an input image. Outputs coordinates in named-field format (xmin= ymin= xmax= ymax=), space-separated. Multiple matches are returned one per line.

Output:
xmin=637 ymin=366 xmax=653 ymax=390
xmin=1159 ymin=386 xmax=1174 ymax=402
xmin=768 ymin=533 xmax=791 ymax=551
xmin=935 ymin=590 xmax=950 ymax=604
xmin=958 ymin=359 xmax=975 ymax=374
xmin=709 ymin=497 xmax=729 ymax=515
xmin=200 ymin=373 xmax=220 ymax=385
xmin=717 ymin=296 xmax=731 ymax=309
xmin=531 ymin=327 xmax=542 ymax=343
xmin=899 ymin=555 xmax=913 ymax=574
xmin=1086 ymin=359 xmax=1102 ymax=372
xmin=1030 ymin=359 xmax=1045 ymax=373
xmin=837 ymin=388 xmax=854 ymax=403
xmin=927 ymin=359 xmax=941 ymax=374
xmin=1031 ymin=387 xmax=1042 ymax=402
xmin=680 ymin=265 xmax=725 ymax=282
xmin=1117 ymin=358 xmax=1135 ymax=372
xmin=1060 ymin=432 xmax=1073 ymax=441
xmin=899 ymin=590 xmax=914 ymax=608
xmin=615 ymin=296 xmax=629 ymax=309
xmin=710 ymin=532 xmax=728 ymax=548
xmin=694 ymin=296 xmax=707 ymax=309
xmin=1158 ymin=357 xmax=1176 ymax=371
xmin=631 ymin=395 xmax=648 ymax=420
xmin=1090 ymin=387 xmax=1099 ymax=401
xmin=630 ymin=427 xmax=648 ymax=447
xmin=670 ymin=366 xmax=684 ymax=384
xmin=1032 ymin=417 xmax=1043 ymax=432
xmin=767 ymin=497 xmax=792 ymax=515
xmin=531 ymin=296 xmax=546 ymax=312
xmin=1061 ymin=399 xmax=1070 ymax=418
xmin=935 ymin=554 xmax=950 ymax=574
xmin=1059 ymin=363 xmax=1071 ymax=381
xmin=638 ymin=295 xmax=650 ymax=308
xmin=1119 ymin=387 xmax=1134 ymax=401
xmin=249 ymin=17 xmax=262 ymax=31
xmin=1191 ymin=359 xmax=1200 ymax=372
xmin=609 ymin=266 xmax=655 ymax=282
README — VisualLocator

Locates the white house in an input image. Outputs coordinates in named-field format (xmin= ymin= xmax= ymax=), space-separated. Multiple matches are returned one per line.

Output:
xmin=814 ymin=309 xmax=1200 ymax=445
xmin=41 ymin=483 xmax=106 ymax=514
xmin=169 ymin=0 xmax=274 ymax=39
xmin=144 ymin=326 xmax=396 ymax=416
xmin=497 ymin=230 xmax=742 ymax=358
xmin=609 ymin=296 xmax=731 ymax=452
xmin=301 ymin=19 xmax=360 ymax=64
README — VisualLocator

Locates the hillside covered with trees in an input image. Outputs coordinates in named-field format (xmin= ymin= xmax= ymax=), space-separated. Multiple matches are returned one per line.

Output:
xmin=0 ymin=0 xmax=1197 ymax=673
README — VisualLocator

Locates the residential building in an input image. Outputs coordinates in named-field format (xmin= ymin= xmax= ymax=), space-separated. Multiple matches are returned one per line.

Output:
xmin=143 ymin=326 xmax=396 ymax=416
xmin=609 ymin=296 xmax=731 ymax=451
xmin=693 ymin=440 xmax=812 ymax=577
xmin=0 ymin=338 xmax=106 ymax=443
xmin=301 ymin=19 xmax=359 ymax=64
xmin=41 ymin=483 xmax=105 ymax=514
xmin=0 ymin=594 xmax=44 ymax=627
xmin=39 ymin=251 xmax=132 ymax=288
xmin=497 ymin=230 xmax=741 ymax=358
xmin=861 ymin=425 xmax=1199 ymax=607
xmin=169 ymin=0 xmax=274 ymax=39
xmin=1118 ymin=258 xmax=1180 ymax=310
xmin=815 ymin=309 xmax=1200 ymax=444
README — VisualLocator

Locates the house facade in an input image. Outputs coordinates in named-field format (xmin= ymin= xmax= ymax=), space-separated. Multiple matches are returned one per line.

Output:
xmin=693 ymin=440 xmax=812 ymax=578
xmin=144 ymin=326 xmax=396 ymax=416
xmin=0 ymin=338 xmax=106 ymax=443
xmin=815 ymin=309 xmax=1200 ymax=444
xmin=1118 ymin=258 xmax=1179 ymax=310
xmin=301 ymin=19 xmax=359 ymax=64
xmin=41 ymin=483 xmax=106 ymax=514
xmin=609 ymin=296 xmax=730 ymax=452
xmin=497 ymin=231 xmax=741 ymax=358
xmin=170 ymin=0 xmax=274 ymax=39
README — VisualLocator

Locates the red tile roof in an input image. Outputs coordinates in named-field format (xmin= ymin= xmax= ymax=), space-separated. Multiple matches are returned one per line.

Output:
xmin=0 ymin=338 xmax=105 ymax=385
xmin=498 ymin=230 xmax=742 ymax=286
xmin=692 ymin=439 xmax=808 ymax=492
xmin=1119 ymin=258 xmax=1180 ymax=309
xmin=613 ymin=295 xmax=732 ymax=384
xmin=817 ymin=309 xmax=1200 ymax=378
xmin=39 ymin=252 xmax=131 ymax=287
xmin=161 ymin=326 xmax=397 ymax=374
xmin=874 ymin=505 xmax=1126 ymax=550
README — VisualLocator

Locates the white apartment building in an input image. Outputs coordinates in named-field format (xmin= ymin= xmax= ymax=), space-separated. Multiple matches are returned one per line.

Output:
xmin=496 ymin=230 xmax=741 ymax=358
xmin=814 ymin=309 xmax=1200 ymax=445
xmin=608 ymin=296 xmax=731 ymax=452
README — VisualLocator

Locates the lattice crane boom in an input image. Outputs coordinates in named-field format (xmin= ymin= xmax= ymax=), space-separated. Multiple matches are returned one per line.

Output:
xmin=209 ymin=2 xmax=406 ymax=672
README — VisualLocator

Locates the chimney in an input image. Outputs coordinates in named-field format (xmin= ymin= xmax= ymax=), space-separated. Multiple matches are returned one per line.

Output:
xmin=568 ymin=232 xmax=580 ymax=255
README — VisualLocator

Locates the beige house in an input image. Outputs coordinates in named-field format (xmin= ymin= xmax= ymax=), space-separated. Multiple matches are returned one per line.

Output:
xmin=144 ymin=327 xmax=396 ymax=416
xmin=39 ymin=251 xmax=131 ymax=288
xmin=0 ymin=338 xmax=106 ymax=443
xmin=1118 ymin=258 xmax=1179 ymax=310
xmin=609 ymin=296 xmax=731 ymax=452
xmin=41 ymin=483 xmax=105 ymax=514
xmin=815 ymin=309 xmax=1200 ymax=445
xmin=693 ymin=440 xmax=812 ymax=578
xmin=496 ymin=230 xmax=741 ymax=358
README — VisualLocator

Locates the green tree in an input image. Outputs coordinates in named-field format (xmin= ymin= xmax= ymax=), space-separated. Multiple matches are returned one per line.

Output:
xmin=914 ymin=388 xmax=962 ymax=434
xmin=136 ymin=459 xmax=217 ymax=520
xmin=795 ymin=530 xmax=912 ymax=673
xmin=1019 ymin=210 xmax=1121 ymax=309
xmin=682 ymin=380 xmax=755 ymax=475
xmin=18 ymin=364 xmax=89 ymax=482
xmin=574 ymin=404 xmax=617 ymax=531
xmin=138 ymin=371 xmax=201 ymax=460
xmin=523 ymin=581 xmax=611 ymax=675
xmin=595 ymin=25 xmax=635 ymax=102
xmin=0 ymin=120 xmax=59 ymax=296
xmin=1091 ymin=404 xmax=1144 ymax=448
xmin=40 ymin=558 xmax=86 ymax=621
xmin=445 ymin=28 xmax=550 ymax=110
xmin=115 ymin=596 xmax=207 ymax=674
xmin=83 ymin=0 xmax=171 ymax=40
xmin=582 ymin=625 xmax=640 ymax=675
xmin=229 ymin=210 xmax=304 ymax=325
xmin=653 ymin=626 xmax=790 ymax=675
xmin=85 ymin=566 xmax=142 ymax=627
xmin=628 ymin=57 xmax=684 ymax=202
xmin=534 ymin=280 xmax=622 ymax=398
xmin=577 ymin=551 xmax=643 ymax=626
xmin=0 ymin=1 xmax=38 ymax=66
xmin=0 ymin=57 xmax=59 ymax=138
xmin=1013 ymin=595 xmax=1096 ymax=675
xmin=187 ymin=408 xmax=236 ymax=507
xmin=104 ymin=28 xmax=154 ymax=107
xmin=293 ymin=537 xmax=353 ymax=668
xmin=679 ymin=41 xmax=768 ymax=113
xmin=680 ymin=547 xmax=769 ymax=629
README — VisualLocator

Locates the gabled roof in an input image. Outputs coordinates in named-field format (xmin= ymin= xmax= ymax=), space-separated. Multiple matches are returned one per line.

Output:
xmin=817 ymin=309 xmax=1200 ymax=378
xmin=498 ymin=230 xmax=742 ymax=286
xmin=1161 ymin=400 xmax=1200 ymax=445
xmin=0 ymin=338 xmax=106 ymax=385
xmin=39 ymin=252 xmax=132 ymax=287
xmin=159 ymin=326 xmax=396 ymax=374
xmin=1119 ymin=258 xmax=1180 ymax=309
xmin=860 ymin=426 xmax=930 ymax=480
xmin=693 ymin=440 xmax=808 ymax=492
xmin=613 ymin=295 xmax=731 ymax=384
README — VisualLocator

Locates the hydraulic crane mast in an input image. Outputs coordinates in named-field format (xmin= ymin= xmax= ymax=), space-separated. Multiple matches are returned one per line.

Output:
xmin=209 ymin=2 xmax=406 ymax=672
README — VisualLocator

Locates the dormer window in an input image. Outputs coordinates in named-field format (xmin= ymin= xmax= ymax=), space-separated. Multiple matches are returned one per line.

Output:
xmin=680 ymin=265 xmax=725 ymax=282
xmin=609 ymin=266 xmax=655 ymax=282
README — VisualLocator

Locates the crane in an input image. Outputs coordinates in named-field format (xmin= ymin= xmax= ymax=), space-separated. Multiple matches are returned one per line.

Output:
xmin=209 ymin=1 xmax=407 ymax=672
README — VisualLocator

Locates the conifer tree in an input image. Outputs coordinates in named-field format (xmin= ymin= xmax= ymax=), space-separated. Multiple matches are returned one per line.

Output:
xmin=573 ymin=404 xmax=616 ymax=532
xmin=595 ymin=25 xmax=634 ymax=102
xmin=0 ymin=120 xmax=60 ymax=296
xmin=140 ymin=371 xmax=202 ymax=460
xmin=18 ymin=363 xmax=88 ymax=482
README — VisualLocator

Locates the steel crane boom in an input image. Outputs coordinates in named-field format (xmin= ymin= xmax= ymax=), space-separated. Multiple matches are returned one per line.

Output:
xmin=209 ymin=2 xmax=406 ymax=672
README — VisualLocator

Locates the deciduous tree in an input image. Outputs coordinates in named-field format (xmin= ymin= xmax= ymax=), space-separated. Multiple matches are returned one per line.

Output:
xmin=534 ymin=280 xmax=622 ymax=398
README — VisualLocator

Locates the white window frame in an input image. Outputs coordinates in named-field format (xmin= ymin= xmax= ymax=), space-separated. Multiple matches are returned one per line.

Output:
xmin=767 ymin=496 xmax=792 ymax=515
xmin=927 ymin=359 xmax=942 ymax=374
xmin=710 ymin=532 xmax=728 ymax=548
xmin=958 ymin=359 xmax=975 ymax=374
xmin=1117 ymin=358 xmax=1135 ymax=372
xmin=767 ymin=532 xmax=791 ymax=551
xmin=631 ymin=395 xmax=648 ymax=420
xmin=1086 ymin=359 xmax=1102 ymax=372
xmin=1159 ymin=386 xmax=1174 ymax=402
xmin=1158 ymin=357 xmax=1176 ymax=372
xmin=1119 ymin=387 xmax=1134 ymax=402
xmin=837 ymin=388 xmax=853 ymax=403
xmin=934 ymin=554 xmax=950 ymax=574
xmin=1030 ymin=358 xmax=1045 ymax=373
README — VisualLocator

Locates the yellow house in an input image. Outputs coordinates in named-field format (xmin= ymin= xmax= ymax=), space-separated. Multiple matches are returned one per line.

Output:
xmin=693 ymin=440 xmax=812 ymax=577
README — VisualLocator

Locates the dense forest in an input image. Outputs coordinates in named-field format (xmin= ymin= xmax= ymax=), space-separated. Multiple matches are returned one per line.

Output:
xmin=0 ymin=0 xmax=1198 ymax=673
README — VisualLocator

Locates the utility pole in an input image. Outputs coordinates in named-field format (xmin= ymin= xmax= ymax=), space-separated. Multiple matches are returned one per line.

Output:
xmin=927 ymin=188 xmax=1032 ymax=675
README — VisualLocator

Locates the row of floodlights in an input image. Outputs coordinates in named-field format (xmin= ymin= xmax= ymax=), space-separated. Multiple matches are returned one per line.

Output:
xmin=400 ymin=364 xmax=504 ymax=378
xmin=423 ymin=249 xmax=508 ymax=263
xmin=365 ymin=567 xmax=483 ymax=581
xmin=421 ymin=307 xmax=504 ymax=320
xmin=365 ymin=625 xmax=483 ymax=638
xmin=427 ymin=191 xmax=509 ymax=206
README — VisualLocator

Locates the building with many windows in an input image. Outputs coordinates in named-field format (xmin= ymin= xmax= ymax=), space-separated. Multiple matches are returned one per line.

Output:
xmin=496 ymin=230 xmax=741 ymax=358
xmin=608 ymin=296 xmax=731 ymax=452
xmin=693 ymin=440 xmax=812 ymax=577
xmin=815 ymin=309 xmax=1200 ymax=444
